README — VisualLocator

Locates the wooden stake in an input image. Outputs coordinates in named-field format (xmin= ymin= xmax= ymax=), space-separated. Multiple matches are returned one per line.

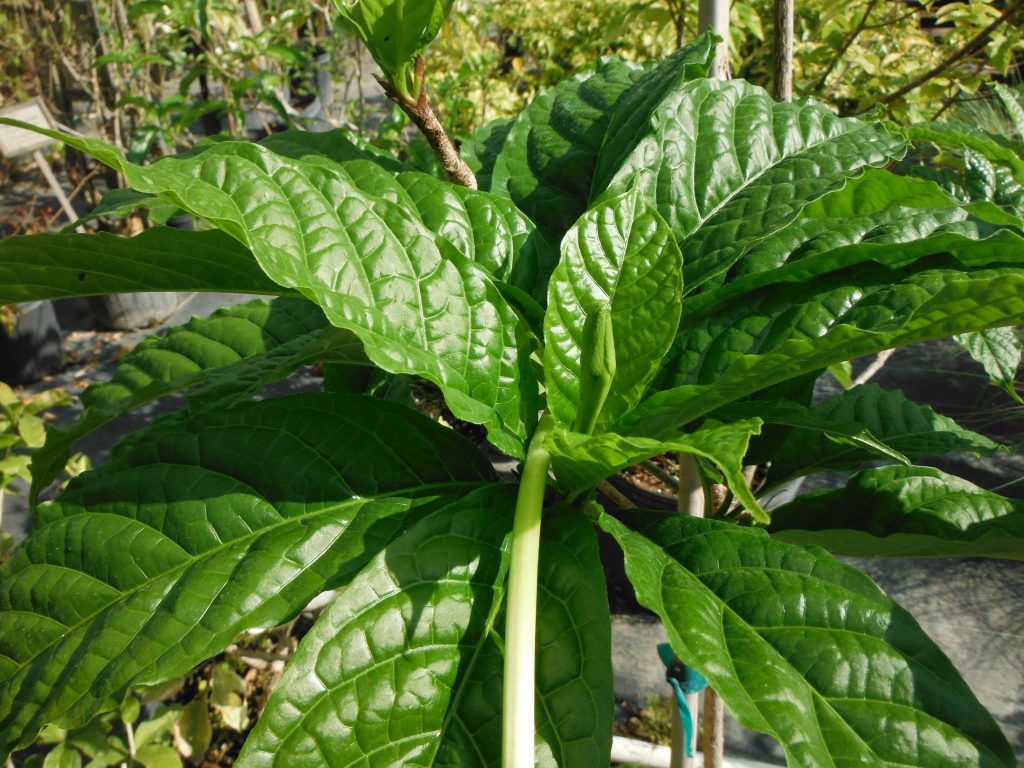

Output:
xmin=773 ymin=0 xmax=794 ymax=102
xmin=702 ymin=687 xmax=726 ymax=768
xmin=676 ymin=454 xmax=705 ymax=768
xmin=698 ymin=0 xmax=732 ymax=79
xmin=33 ymin=149 xmax=84 ymax=232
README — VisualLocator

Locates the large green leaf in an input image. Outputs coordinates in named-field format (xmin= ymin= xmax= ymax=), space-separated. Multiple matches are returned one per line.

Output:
xmin=543 ymin=186 xmax=682 ymax=430
xmin=236 ymin=486 xmax=513 ymax=768
xmin=725 ymin=168 xmax=992 ymax=282
xmin=0 ymin=120 xmax=534 ymax=456
xmin=258 ymin=128 xmax=406 ymax=171
xmin=620 ymin=230 xmax=1024 ymax=438
xmin=588 ymin=32 xmax=715 ymax=197
xmin=765 ymin=384 xmax=1001 ymax=482
xmin=393 ymin=169 xmax=558 ymax=303
xmin=717 ymin=398 xmax=910 ymax=470
xmin=592 ymin=79 xmax=906 ymax=294
xmin=0 ymin=228 xmax=279 ymax=305
xmin=954 ymin=327 xmax=1023 ymax=403
xmin=479 ymin=36 xmax=714 ymax=250
xmin=899 ymin=122 xmax=1024 ymax=185
xmin=239 ymin=507 xmax=612 ymax=767
xmin=62 ymin=129 xmax=404 ymax=232
xmin=29 ymin=298 xmax=364 ymax=505
xmin=469 ymin=58 xmax=645 ymax=246
xmin=600 ymin=510 xmax=1016 ymax=767
xmin=546 ymin=419 xmax=768 ymax=523
xmin=0 ymin=393 xmax=497 ymax=756
xmin=770 ymin=465 xmax=1024 ymax=559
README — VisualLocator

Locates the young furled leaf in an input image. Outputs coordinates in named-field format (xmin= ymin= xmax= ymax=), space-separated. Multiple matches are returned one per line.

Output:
xmin=334 ymin=0 xmax=454 ymax=102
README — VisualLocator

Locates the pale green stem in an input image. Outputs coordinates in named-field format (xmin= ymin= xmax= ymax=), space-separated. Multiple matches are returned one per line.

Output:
xmin=502 ymin=414 xmax=554 ymax=768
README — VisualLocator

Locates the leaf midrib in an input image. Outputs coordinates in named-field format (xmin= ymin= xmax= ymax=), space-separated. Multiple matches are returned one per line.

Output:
xmin=683 ymin=86 xmax=879 ymax=243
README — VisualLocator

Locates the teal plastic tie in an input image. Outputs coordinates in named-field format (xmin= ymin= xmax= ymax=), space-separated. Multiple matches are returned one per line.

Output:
xmin=657 ymin=643 xmax=708 ymax=757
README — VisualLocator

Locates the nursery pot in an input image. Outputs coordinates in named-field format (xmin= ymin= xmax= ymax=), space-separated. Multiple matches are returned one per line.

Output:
xmin=86 ymin=292 xmax=183 ymax=331
xmin=0 ymin=301 xmax=63 ymax=384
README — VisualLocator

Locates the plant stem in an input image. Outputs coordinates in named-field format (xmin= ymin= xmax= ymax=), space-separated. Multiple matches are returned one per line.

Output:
xmin=502 ymin=413 xmax=554 ymax=768
xmin=812 ymin=0 xmax=878 ymax=94
xmin=125 ymin=719 xmax=137 ymax=764
xmin=379 ymin=56 xmax=478 ymax=189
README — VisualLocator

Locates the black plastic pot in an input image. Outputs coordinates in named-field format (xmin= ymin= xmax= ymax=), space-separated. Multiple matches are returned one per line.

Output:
xmin=0 ymin=301 xmax=63 ymax=384
xmin=86 ymin=292 xmax=183 ymax=330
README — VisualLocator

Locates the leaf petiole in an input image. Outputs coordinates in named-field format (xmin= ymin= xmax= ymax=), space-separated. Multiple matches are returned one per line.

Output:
xmin=502 ymin=413 xmax=554 ymax=768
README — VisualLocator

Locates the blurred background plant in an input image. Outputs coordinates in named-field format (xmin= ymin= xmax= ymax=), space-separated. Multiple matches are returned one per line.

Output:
xmin=0 ymin=381 xmax=89 ymax=564
xmin=895 ymin=81 xmax=1024 ymax=216
xmin=2 ymin=0 xmax=1021 ymax=186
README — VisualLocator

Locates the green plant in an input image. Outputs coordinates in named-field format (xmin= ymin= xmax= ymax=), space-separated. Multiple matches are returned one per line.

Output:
xmin=897 ymin=83 xmax=1024 ymax=218
xmin=3 ymin=16 xmax=1024 ymax=767
xmin=0 ymin=382 xmax=88 ymax=551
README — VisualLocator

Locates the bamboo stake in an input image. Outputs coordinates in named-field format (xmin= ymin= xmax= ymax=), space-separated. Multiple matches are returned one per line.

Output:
xmin=675 ymin=454 xmax=704 ymax=768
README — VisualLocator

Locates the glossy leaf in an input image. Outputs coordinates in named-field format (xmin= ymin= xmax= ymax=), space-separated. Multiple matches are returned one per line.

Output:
xmin=770 ymin=465 xmax=1024 ymax=559
xmin=481 ymin=36 xmax=714 ymax=249
xmin=62 ymin=188 xmax=179 ymax=231
xmin=334 ymin=0 xmax=453 ymax=101
xmin=30 ymin=297 xmax=363 ymax=506
xmin=954 ymin=327 xmax=1022 ymax=403
xmin=994 ymin=84 xmax=1024 ymax=138
xmin=544 ymin=186 xmax=683 ymax=429
xmin=767 ymin=384 xmax=1001 ymax=482
xmin=718 ymin=398 xmax=911 ymax=469
xmin=900 ymin=122 xmax=1024 ymax=185
xmin=0 ymin=393 xmax=497 ymax=755
xmin=593 ymin=79 xmax=906 ymax=295
xmin=394 ymin=170 xmax=558 ymax=302
xmin=64 ymin=129 xmax=401 ymax=232
xmin=725 ymin=168 xmax=989 ymax=282
xmin=0 ymin=228 xmax=279 ymax=306
xmin=546 ymin=419 xmax=768 ymax=523
xmin=239 ymin=505 xmax=612 ymax=767
xmin=258 ymin=128 xmax=406 ymax=171
xmin=589 ymin=32 xmax=715 ymax=196
xmin=621 ymin=230 xmax=1024 ymax=438
xmin=600 ymin=509 xmax=1016 ymax=767
xmin=472 ymin=57 xmax=646 ymax=246
xmin=1 ymin=121 xmax=534 ymax=456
